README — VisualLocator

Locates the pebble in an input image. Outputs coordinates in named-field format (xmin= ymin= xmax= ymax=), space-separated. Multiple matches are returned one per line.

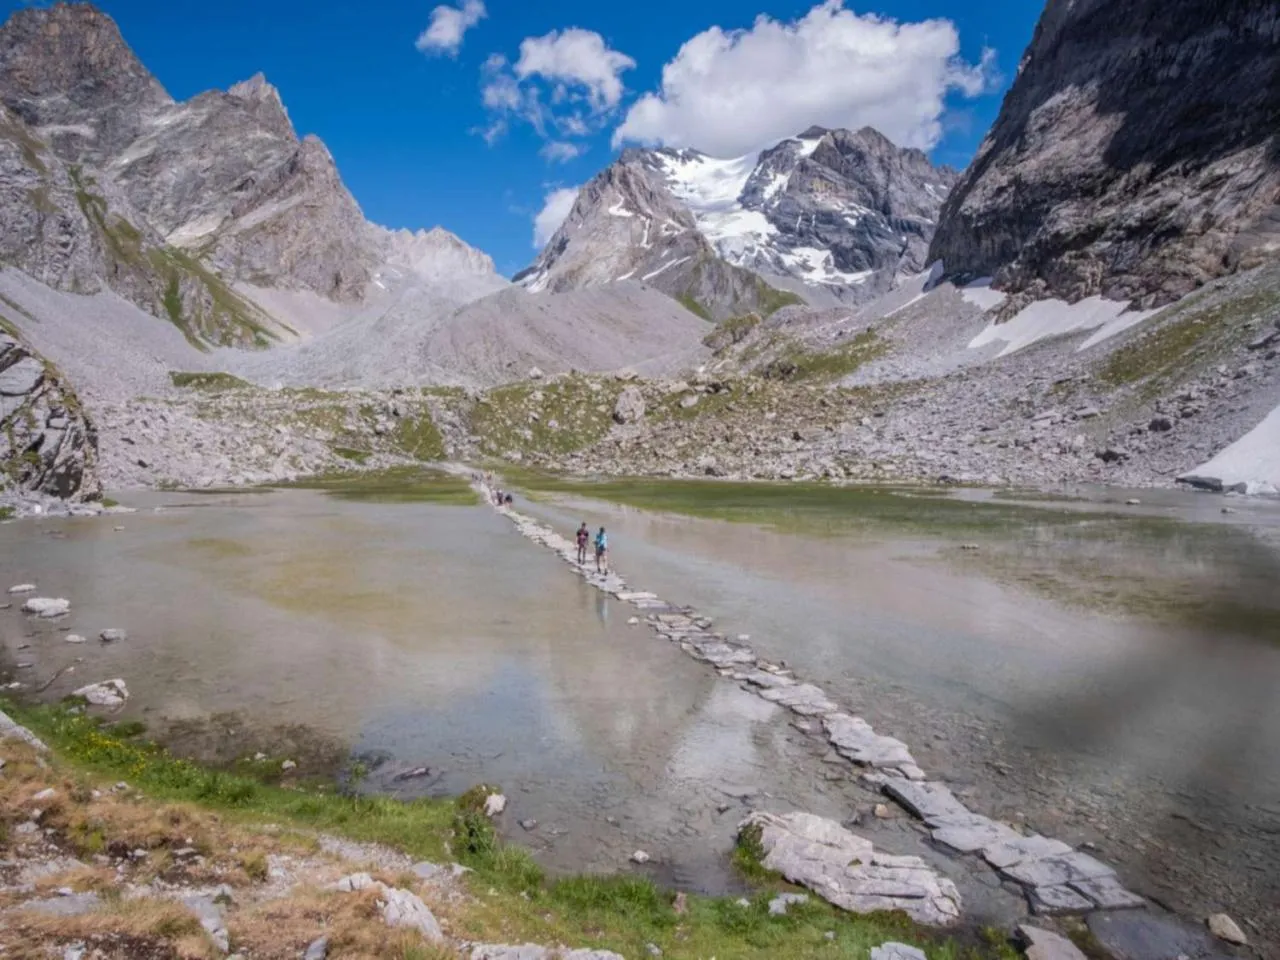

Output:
xmin=281 ymin=760 xmax=297 ymax=772
xmin=303 ymin=938 xmax=329 ymax=960
xmin=630 ymin=850 xmax=651 ymax=864
xmin=519 ymin=819 xmax=538 ymax=831
xmin=483 ymin=793 xmax=507 ymax=816
xmin=65 ymin=634 xmax=87 ymax=644
xmin=8 ymin=584 xmax=36 ymax=594
xmin=99 ymin=629 xmax=127 ymax=643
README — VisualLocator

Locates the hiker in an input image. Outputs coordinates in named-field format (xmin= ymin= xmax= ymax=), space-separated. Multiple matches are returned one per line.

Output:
xmin=594 ymin=526 xmax=609 ymax=573
xmin=575 ymin=522 xmax=590 ymax=565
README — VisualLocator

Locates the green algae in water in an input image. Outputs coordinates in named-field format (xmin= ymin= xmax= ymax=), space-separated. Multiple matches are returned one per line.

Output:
xmin=279 ymin=467 xmax=478 ymax=505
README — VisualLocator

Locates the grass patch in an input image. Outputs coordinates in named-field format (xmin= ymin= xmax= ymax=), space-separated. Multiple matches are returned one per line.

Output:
xmin=0 ymin=505 xmax=14 ymax=521
xmin=390 ymin=414 xmax=445 ymax=461
xmin=169 ymin=372 xmax=252 ymax=391
xmin=760 ymin=330 xmax=887 ymax=382
xmin=755 ymin=279 xmax=805 ymax=317
xmin=1098 ymin=283 xmax=1280 ymax=391
xmin=471 ymin=376 xmax=625 ymax=458
xmin=331 ymin=445 xmax=370 ymax=464
xmin=677 ymin=293 xmax=714 ymax=322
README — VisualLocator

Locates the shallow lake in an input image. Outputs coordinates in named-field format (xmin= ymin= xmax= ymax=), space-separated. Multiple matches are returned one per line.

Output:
xmin=2 ymin=478 xmax=1277 ymax=942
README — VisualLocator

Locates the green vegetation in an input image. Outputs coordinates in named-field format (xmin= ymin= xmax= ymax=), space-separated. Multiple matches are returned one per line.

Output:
xmin=754 ymin=278 xmax=805 ymax=317
xmin=390 ymin=414 xmax=446 ymax=461
xmin=760 ymin=330 xmax=887 ymax=382
xmin=2 ymin=701 xmax=1018 ymax=959
xmin=0 ymin=505 xmax=14 ymax=521
xmin=331 ymin=446 xmax=371 ymax=464
xmin=169 ymin=371 xmax=252 ymax=391
xmin=471 ymin=375 xmax=626 ymax=458
xmin=677 ymin=293 xmax=714 ymax=322
xmin=1099 ymin=283 xmax=1280 ymax=392
xmin=280 ymin=466 xmax=477 ymax=505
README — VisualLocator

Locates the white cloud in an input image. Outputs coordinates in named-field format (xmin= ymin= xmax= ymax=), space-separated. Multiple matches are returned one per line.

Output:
xmin=514 ymin=28 xmax=636 ymax=110
xmin=613 ymin=0 xmax=996 ymax=157
xmin=479 ymin=28 xmax=634 ymax=163
xmin=416 ymin=0 xmax=486 ymax=57
xmin=540 ymin=141 xmax=585 ymax=163
xmin=533 ymin=186 xmax=581 ymax=248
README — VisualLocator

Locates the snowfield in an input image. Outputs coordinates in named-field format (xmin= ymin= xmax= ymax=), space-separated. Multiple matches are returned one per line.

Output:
xmin=968 ymin=296 xmax=1159 ymax=357
xmin=1182 ymin=402 xmax=1280 ymax=495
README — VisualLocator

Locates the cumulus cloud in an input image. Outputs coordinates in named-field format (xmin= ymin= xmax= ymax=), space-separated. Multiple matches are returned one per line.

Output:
xmin=514 ymin=29 xmax=636 ymax=110
xmin=416 ymin=0 xmax=486 ymax=56
xmin=613 ymin=0 xmax=996 ymax=157
xmin=480 ymin=28 xmax=634 ymax=162
xmin=533 ymin=186 xmax=581 ymax=248
xmin=540 ymin=141 xmax=586 ymax=163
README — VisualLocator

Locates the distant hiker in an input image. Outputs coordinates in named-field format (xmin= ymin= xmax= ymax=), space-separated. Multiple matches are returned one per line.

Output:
xmin=575 ymin=522 xmax=590 ymax=565
xmin=594 ymin=526 xmax=609 ymax=573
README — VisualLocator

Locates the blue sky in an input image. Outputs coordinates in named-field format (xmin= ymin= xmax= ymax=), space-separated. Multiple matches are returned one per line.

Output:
xmin=6 ymin=0 xmax=1041 ymax=276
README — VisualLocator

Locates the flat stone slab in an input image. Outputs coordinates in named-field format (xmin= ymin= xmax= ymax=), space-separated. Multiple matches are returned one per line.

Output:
xmin=22 ymin=893 xmax=102 ymax=917
xmin=1002 ymin=851 xmax=1115 ymax=888
xmin=824 ymin=713 xmax=916 ymax=768
xmin=1028 ymin=883 xmax=1094 ymax=915
xmin=21 ymin=597 xmax=70 ymax=618
xmin=882 ymin=780 xmax=970 ymax=821
xmin=1018 ymin=925 xmax=1088 ymax=960
xmin=740 ymin=811 xmax=961 ymax=926
xmin=615 ymin=591 xmax=657 ymax=602
xmin=758 ymin=683 xmax=839 ymax=716
xmin=734 ymin=669 xmax=796 ymax=690
xmin=981 ymin=834 xmax=1073 ymax=870
xmin=690 ymin=642 xmax=756 ymax=667
xmin=1070 ymin=874 xmax=1144 ymax=910
xmin=930 ymin=816 xmax=1022 ymax=854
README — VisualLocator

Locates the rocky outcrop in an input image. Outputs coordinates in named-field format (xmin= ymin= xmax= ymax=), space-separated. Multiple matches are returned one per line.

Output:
xmin=929 ymin=0 xmax=1280 ymax=307
xmin=0 ymin=326 xmax=97 ymax=500
xmin=515 ymin=155 xmax=788 ymax=321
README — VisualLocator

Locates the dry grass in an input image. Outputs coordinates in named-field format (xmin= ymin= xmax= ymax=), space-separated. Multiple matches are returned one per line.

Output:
xmin=4 ymin=897 xmax=217 ymax=960
xmin=229 ymin=886 xmax=452 ymax=960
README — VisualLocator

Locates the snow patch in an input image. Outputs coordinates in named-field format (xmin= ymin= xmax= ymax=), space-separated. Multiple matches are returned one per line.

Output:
xmin=1077 ymin=310 xmax=1159 ymax=351
xmin=794 ymin=135 xmax=823 ymax=158
xmin=968 ymin=297 xmax=1158 ymax=358
xmin=607 ymin=201 xmax=635 ymax=218
xmin=1181 ymin=403 xmax=1280 ymax=495
xmin=780 ymin=247 xmax=872 ymax=286
xmin=642 ymin=256 xmax=690 ymax=281
xmin=959 ymin=278 xmax=1006 ymax=311
xmin=655 ymin=151 xmax=757 ymax=213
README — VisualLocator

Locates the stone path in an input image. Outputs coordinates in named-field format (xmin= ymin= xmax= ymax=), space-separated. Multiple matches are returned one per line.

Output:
xmin=480 ymin=483 xmax=1152 ymax=925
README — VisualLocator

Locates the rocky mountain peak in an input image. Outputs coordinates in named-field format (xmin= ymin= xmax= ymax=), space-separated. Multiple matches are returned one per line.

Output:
xmin=0 ymin=2 xmax=172 ymax=166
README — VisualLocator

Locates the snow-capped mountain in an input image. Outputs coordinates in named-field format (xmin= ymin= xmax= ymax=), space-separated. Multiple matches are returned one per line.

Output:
xmin=517 ymin=126 xmax=958 ymax=317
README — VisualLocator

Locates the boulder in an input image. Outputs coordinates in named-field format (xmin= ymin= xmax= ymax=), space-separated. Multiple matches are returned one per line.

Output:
xmin=1207 ymin=913 xmax=1247 ymax=945
xmin=612 ymin=386 xmax=646 ymax=424
xmin=72 ymin=679 xmax=129 ymax=708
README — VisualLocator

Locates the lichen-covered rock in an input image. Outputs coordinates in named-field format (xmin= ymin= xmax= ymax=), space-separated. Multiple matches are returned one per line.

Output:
xmin=930 ymin=0 xmax=1280 ymax=307
xmin=0 ymin=331 xmax=97 ymax=500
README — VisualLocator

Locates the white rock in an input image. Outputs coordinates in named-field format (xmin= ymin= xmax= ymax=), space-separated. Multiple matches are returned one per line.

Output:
xmin=483 ymin=793 xmax=507 ymax=816
xmin=281 ymin=760 xmax=297 ymax=772
xmin=71 ymin=679 xmax=129 ymax=708
xmin=21 ymin=598 xmax=70 ymax=618
xmin=8 ymin=584 xmax=36 ymax=594
xmin=1018 ymin=924 xmax=1088 ymax=960
xmin=380 ymin=886 xmax=444 ymax=942
xmin=870 ymin=944 xmax=928 ymax=960
xmin=1207 ymin=913 xmax=1247 ymax=945
xmin=630 ymin=850 xmax=651 ymax=864
xmin=65 ymin=635 xmax=87 ymax=644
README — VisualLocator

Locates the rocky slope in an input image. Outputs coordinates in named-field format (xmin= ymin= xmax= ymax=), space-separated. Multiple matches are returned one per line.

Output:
xmin=930 ymin=0 xmax=1280 ymax=308
xmin=0 ymin=324 xmax=97 ymax=502
xmin=518 ymin=127 xmax=955 ymax=318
